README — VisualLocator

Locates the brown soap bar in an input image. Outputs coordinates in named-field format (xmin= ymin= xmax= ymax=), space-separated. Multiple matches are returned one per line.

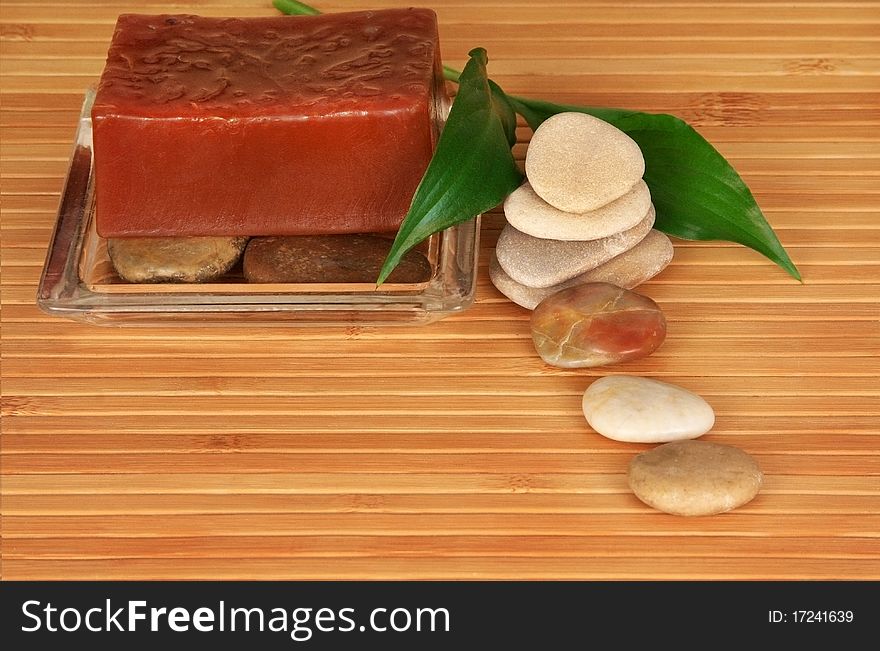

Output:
xmin=91 ymin=10 xmax=445 ymax=238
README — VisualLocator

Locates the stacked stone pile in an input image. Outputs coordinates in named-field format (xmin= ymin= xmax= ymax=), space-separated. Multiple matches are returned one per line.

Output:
xmin=490 ymin=112 xmax=673 ymax=310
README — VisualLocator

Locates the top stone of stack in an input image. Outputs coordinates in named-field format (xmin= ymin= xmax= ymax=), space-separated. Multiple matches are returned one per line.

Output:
xmin=525 ymin=112 xmax=645 ymax=213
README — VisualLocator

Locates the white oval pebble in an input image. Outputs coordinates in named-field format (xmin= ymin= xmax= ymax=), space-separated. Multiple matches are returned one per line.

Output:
xmin=525 ymin=112 xmax=645 ymax=213
xmin=504 ymin=180 xmax=651 ymax=241
xmin=582 ymin=375 xmax=715 ymax=443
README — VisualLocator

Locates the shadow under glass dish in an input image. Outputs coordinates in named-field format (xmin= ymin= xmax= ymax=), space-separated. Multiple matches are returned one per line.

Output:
xmin=37 ymin=90 xmax=480 ymax=326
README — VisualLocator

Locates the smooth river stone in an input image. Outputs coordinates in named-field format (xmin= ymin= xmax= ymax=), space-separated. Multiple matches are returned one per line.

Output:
xmin=496 ymin=206 xmax=654 ymax=288
xmin=525 ymin=112 xmax=645 ymax=213
xmin=243 ymin=234 xmax=432 ymax=284
xmin=582 ymin=376 xmax=715 ymax=443
xmin=628 ymin=441 xmax=763 ymax=516
xmin=530 ymin=283 xmax=666 ymax=368
xmin=504 ymin=180 xmax=651 ymax=241
xmin=489 ymin=230 xmax=673 ymax=310
xmin=108 ymin=236 xmax=248 ymax=283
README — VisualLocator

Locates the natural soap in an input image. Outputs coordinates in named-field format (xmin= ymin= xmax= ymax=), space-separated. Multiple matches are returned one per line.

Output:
xmin=91 ymin=10 xmax=445 ymax=238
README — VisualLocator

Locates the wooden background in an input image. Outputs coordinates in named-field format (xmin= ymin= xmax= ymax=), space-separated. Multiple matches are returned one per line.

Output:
xmin=2 ymin=0 xmax=878 ymax=580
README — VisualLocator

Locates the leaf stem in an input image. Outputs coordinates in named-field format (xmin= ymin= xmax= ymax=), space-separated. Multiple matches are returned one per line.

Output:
xmin=443 ymin=65 xmax=462 ymax=83
xmin=272 ymin=0 xmax=321 ymax=16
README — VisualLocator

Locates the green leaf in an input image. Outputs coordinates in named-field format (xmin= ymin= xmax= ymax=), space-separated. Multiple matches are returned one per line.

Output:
xmin=508 ymin=96 xmax=801 ymax=280
xmin=377 ymin=48 xmax=523 ymax=285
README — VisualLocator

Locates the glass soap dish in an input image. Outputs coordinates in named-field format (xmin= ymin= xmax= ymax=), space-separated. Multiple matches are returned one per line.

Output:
xmin=37 ymin=90 xmax=479 ymax=326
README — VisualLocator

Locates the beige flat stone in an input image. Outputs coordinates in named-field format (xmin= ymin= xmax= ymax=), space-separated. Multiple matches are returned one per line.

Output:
xmin=504 ymin=179 xmax=651 ymax=241
xmin=628 ymin=440 xmax=763 ymax=516
xmin=489 ymin=230 xmax=673 ymax=309
xmin=525 ymin=112 xmax=645 ymax=213
xmin=495 ymin=206 xmax=654 ymax=288
xmin=108 ymin=236 xmax=248 ymax=283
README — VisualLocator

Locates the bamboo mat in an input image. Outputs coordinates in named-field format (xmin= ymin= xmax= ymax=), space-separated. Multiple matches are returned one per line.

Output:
xmin=2 ymin=0 xmax=878 ymax=580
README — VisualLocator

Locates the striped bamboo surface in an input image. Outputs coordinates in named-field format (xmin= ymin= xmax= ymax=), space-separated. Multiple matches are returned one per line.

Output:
xmin=1 ymin=0 xmax=878 ymax=580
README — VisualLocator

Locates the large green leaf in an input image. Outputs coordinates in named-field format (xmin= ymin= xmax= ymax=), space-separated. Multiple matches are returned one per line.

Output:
xmin=377 ymin=48 xmax=523 ymax=284
xmin=508 ymin=97 xmax=801 ymax=281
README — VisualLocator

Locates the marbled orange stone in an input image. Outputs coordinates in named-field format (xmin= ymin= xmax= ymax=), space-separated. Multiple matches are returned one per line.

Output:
xmin=530 ymin=282 xmax=666 ymax=368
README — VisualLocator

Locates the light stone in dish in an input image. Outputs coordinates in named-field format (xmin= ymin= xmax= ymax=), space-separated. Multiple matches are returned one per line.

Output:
xmin=108 ymin=236 xmax=248 ymax=283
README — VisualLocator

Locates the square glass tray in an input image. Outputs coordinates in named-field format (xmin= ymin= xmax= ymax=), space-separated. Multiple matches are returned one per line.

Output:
xmin=37 ymin=91 xmax=479 ymax=326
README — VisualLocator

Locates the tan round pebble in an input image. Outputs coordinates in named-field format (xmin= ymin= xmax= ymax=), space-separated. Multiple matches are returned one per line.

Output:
xmin=504 ymin=179 xmax=651 ymax=241
xmin=489 ymin=230 xmax=673 ymax=310
xmin=495 ymin=205 xmax=654 ymax=288
xmin=628 ymin=440 xmax=763 ymax=516
xmin=108 ymin=236 xmax=248 ymax=283
xmin=525 ymin=112 xmax=645 ymax=213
